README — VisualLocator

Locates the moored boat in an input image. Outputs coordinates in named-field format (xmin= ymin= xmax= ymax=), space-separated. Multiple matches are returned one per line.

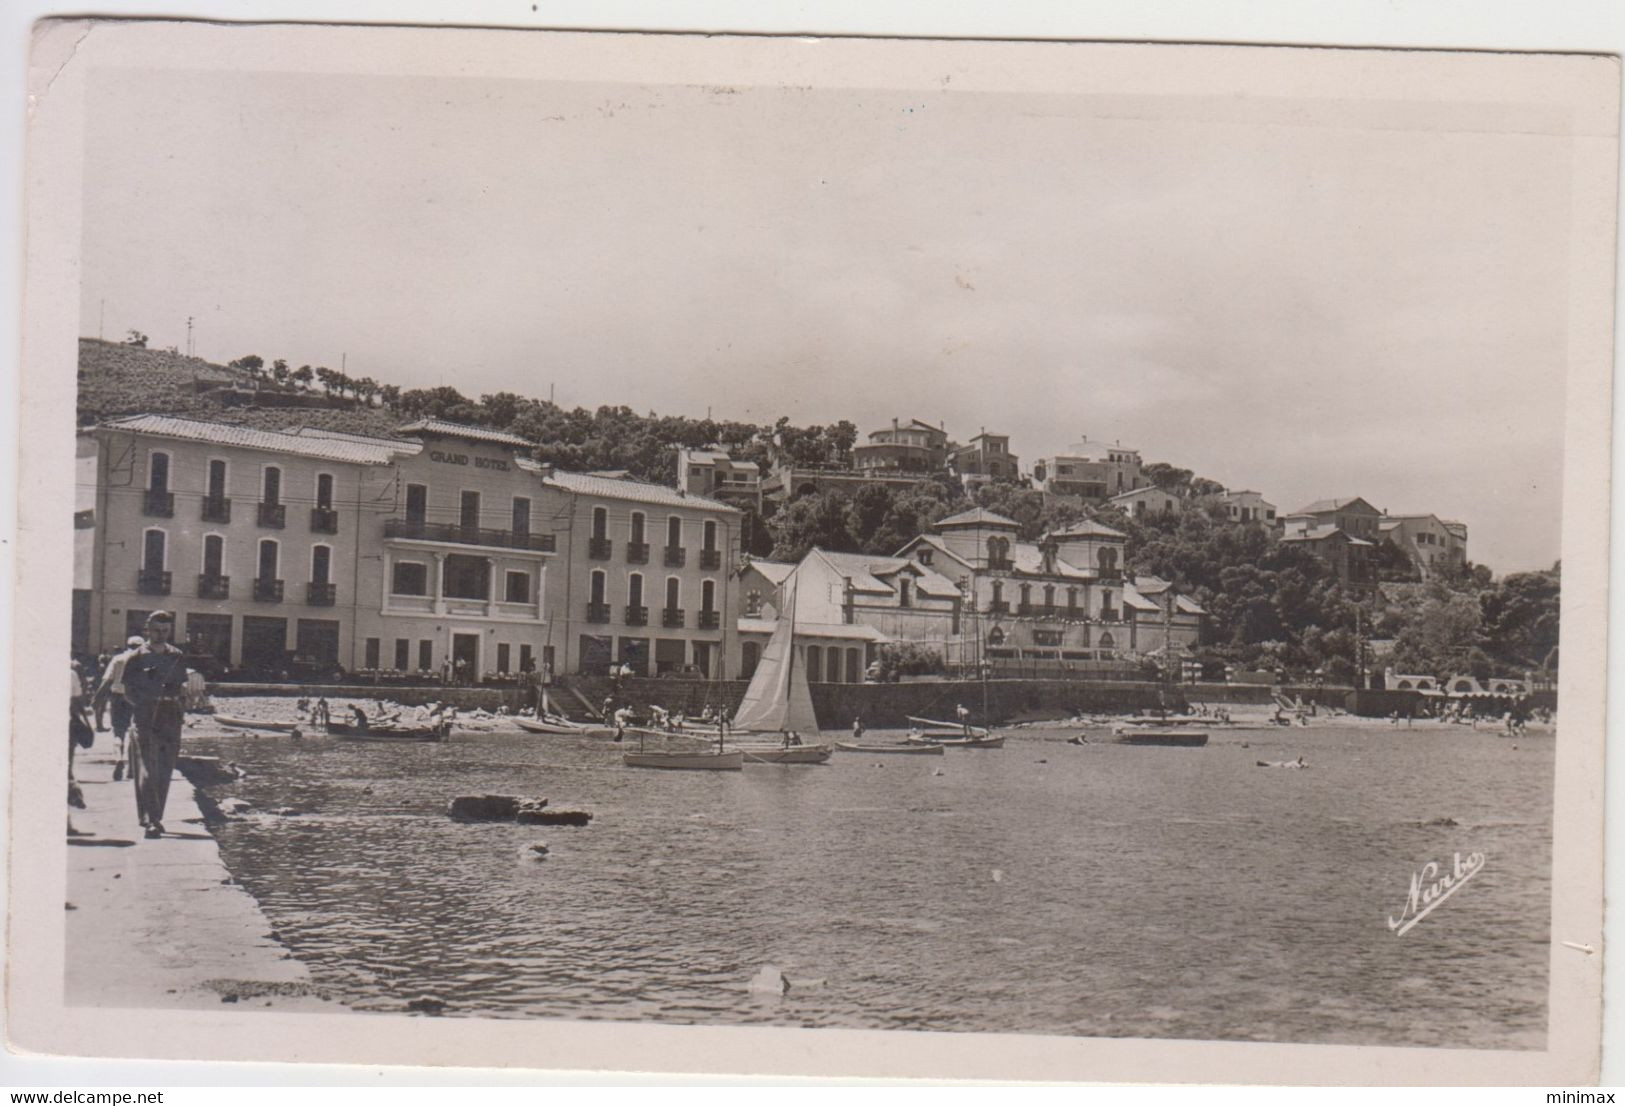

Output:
xmin=214 ymin=715 xmax=300 ymax=732
xmin=906 ymin=715 xmax=991 ymax=737
xmin=515 ymin=716 xmax=592 ymax=735
xmin=903 ymin=731 xmax=1006 ymax=748
xmin=622 ymin=750 xmax=745 ymax=771
xmin=834 ymin=742 xmax=944 ymax=756
xmin=326 ymin=720 xmax=447 ymax=743
xmin=736 ymin=743 xmax=832 ymax=764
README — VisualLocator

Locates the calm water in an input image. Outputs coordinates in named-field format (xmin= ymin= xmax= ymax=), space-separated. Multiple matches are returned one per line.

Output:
xmin=188 ymin=722 xmax=1553 ymax=1048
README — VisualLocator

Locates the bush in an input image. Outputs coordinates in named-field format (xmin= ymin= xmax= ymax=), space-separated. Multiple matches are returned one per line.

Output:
xmin=869 ymin=641 xmax=945 ymax=683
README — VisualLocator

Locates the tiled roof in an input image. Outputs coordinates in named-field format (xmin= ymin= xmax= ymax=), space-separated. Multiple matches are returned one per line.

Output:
xmin=1109 ymin=486 xmax=1176 ymax=502
xmin=1047 ymin=519 xmax=1128 ymax=540
xmin=1282 ymin=524 xmax=1373 ymax=547
xmin=284 ymin=426 xmax=422 ymax=449
xmin=814 ymin=549 xmax=962 ymax=599
xmin=99 ymin=414 xmax=407 ymax=465
xmin=936 ymin=507 xmax=1020 ymax=530
xmin=395 ymin=417 xmax=535 ymax=448
xmin=744 ymin=560 xmax=797 ymax=585
xmin=1294 ymin=497 xmax=1379 ymax=516
xmin=545 ymin=470 xmax=739 ymax=513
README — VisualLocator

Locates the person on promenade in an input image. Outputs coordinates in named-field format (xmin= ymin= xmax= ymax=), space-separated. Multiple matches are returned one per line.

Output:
xmin=852 ymin=716 xmax=865 ymax=741
xmin=92 ymin=635 xmax=144 ymax=782
xmin=122 ymin=611 xmax=190 ymax=840
xmin=956 ymin=703 xmax=971 ymax=736
xmin=68 ymin=660 xmax=94 ymax=836
xmin=92 ymin=653 xmax=112 ymax=730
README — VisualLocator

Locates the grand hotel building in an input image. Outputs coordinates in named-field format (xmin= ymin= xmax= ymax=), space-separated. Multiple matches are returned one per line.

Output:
xmin=79 ymin=414 xmax=742 ymax=682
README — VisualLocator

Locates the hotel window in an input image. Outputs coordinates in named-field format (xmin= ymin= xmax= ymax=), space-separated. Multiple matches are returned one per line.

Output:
xmin=702 ymin=579 xmax=716 ymax=612
xmin=505 ymin=570 xmax=530 ymax=603
xmin=519 ymin=644 xmax=533 ymax=672
xmin=630 ymin=512 xmax=645 ymax=544
xmin=703 ymin=520 xmax=717 ymax=551
xmin=1019 ymin=583 xmax=1031 ymax=608
xmin=149 ymin=451 xmax=170 ymax=492
xmin=991 ymin=580 xmax=1003 ymax=606
xmin=496 ymin=643 xmax=511 ymax=673
xmin=460 ymin=491 xmax=481 ymax=531
xmin=202 ymin=534 xmax=224 ymax=577
xmin=257 ymin=539 xmax=279 ymax=580
xmin=418 ymin=640 xmax=433 ymax=670
xmin=391 ymin=561 xmax=428 ymax=596
xmin=665 ymin=577 xmax=680 ymax=609
xmin=142 ymin=529 xmax=167 ymax=571
xmin=592 ymin=507 xmax=608 ymax=540
xmin=364 ymin=638 xmax=380 ymax=668
xmin=918 ymin=548 xmax=933 ymax=566
xmin=207 ymin=459 xmax=227 ymax=499
xmin=898 ymin=579 xmax=912 ymax=608
xmin=315 ymin=473 xmax=334 ymax=511
xmin=512 ymin=496 xmax=530 ymax=537
xmin=442 ymin=554 xmax=490 ymax=600
xmin=628 ymin=573 xmax=644 ymax=607
xmin=589 ymin=570 xmax=606 ymax=605
xmin=394 ymin=638 xmax=410 ymax=670
xmin=262 ymin=466 xmax=282 ymax=505
xmin=405 ymin=484 xmax=428 ymax=523
xmin=1044 ymin=585 xmax=1055 ymax=609
xmin=1067 ymin=587 xmax=1078 ymax=613
xmin=667 ymin=516 xmax=683 ymax=547
xmin=310 ymin=545 xmax=332 ymax=585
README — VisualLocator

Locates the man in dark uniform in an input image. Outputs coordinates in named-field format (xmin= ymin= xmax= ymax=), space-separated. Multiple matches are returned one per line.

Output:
xmin=123 ymin=611 xmax=190 ymax=839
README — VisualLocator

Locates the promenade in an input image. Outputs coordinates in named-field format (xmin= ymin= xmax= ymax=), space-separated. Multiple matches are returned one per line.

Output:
xmin=65 ymin=747 xmax=339 ymax=1012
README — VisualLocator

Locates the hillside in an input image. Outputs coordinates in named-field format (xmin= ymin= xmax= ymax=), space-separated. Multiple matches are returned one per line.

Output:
xmin=77 ymin=338 xmax=402 ymax=438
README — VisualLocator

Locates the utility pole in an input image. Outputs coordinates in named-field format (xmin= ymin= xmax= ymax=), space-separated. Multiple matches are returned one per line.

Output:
xmin=185 ymin=316 xmax=194 ymax=357
xmin=98 ymin=299 xmax=105 ymax=341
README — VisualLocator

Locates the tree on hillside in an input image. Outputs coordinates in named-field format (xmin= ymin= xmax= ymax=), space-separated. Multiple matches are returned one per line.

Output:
xmin=769 ymin=492 xmax=857 ymax=561
xmin=379 ymin=383 xmax=401 ymax=409
xmin=292 ymin=364 xmax=313 ymax=389
xmin=124 ymin=329 xmax=148 ymax=348
xmin=271 ymin=359 xmax=290 ymax=386
xmin=1479 ymin=564 xmax=1561 ymax=670
xmin=229 ymin=355 xmax=265 ymax=375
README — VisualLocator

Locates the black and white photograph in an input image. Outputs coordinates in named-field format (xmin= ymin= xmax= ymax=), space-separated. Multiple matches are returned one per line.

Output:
xmin=8 ymin=16 xmax=1617 ymax=1087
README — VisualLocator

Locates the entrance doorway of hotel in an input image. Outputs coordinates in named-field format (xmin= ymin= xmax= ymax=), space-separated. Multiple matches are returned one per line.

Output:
xmin=691 ymin=641 xmax=712 ymax=678
xmin=451 ymin=632 xmax=480 ymax=684
xmin=242 ymin=616 xmax=288 ymax=676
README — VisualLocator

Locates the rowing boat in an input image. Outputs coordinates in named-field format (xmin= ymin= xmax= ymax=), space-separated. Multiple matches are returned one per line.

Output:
xmin=903 ymin=731 xmax=1006 ymax=748
xmin=834 ymin=742 xmax=944 ymax=756
xmin=214 ymin=715 xmax=299 ymax=732
xmin=906 ymin=715 xmax=990 ymax=737
xmin=736 ymin=744 xmax=833 ymax=765
xmin=1114 ymin=729 xmax=1208 ymax=747
xmin=622 ymin=750 xmax=745 ymax=771
xmin=326 ymin=720 xmax=446 ymax=743
xmin=515 ymin=716 xmax=592 ymax=735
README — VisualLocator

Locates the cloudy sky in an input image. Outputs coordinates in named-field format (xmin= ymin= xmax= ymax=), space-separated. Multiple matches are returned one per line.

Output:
xmin=79 ymin=56 xmax=1573 ymax=572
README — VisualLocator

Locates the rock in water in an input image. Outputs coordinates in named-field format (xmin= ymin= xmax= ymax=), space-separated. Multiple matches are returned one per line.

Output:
xmin=991 ymin=868 xmax=1005 ymax=883
xmin=783 ymin=976 xmax=826 ymax=991
xmin=406 ymin=995 xmax=447 ymax=1015
xmin=526 ymin=841 xmax=550 ymax=858
xmin=747 ymin=965 xmax=788 ymax=995
xmin=520 ymin=810 xmax=592 ymax=826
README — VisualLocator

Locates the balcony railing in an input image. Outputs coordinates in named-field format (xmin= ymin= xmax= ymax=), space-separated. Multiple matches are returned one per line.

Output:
xmin=201 ymin=495 xmax=231 ymax=523
xmin=143 ymin=489 xmax=174 ymax=518
xmin=257 ymin=502 xmax=287 ymax=529
xmin=664 ymin=546 xmax=687 ymax=568
xmin=383 ymin=519 xmax=556 ymax=552
xmin=662 ymin=607 xmax=685 ymax=628
xmin=586 ymin=601 xmax=611 ymax=624
xmin=698 ymin=610 xmax=720 ymax=630
xmin=253 ymin=577 xmax=284 ymax=602
xmin=988 ymin=600 xmax=1011 ymax=614
xmin=197 ymin=573 xmax=230 ymax=600
xmin=137 ymin=568 xmax=171 ymax=595
xmin=988 ymin=558 xmax=1014 ymax=572
xmin=1099 ymin=608 xmax=1119 ymax=622
xmin=307 ymin=581 xmax=337 ymax=606
xmin=624 ymin=604 xmax=649 ymax=626
xmin=587 ymin=537 xmax=612 ymax=560
xmin=699 ymin=549 xmax=722 ymax=570
xmin=310 ymin=507 xmax=340 ymax=534
xmin=626 ymin=541 xmax=650 ymax=564
xmin=1096 ymin=568 xmax=1123 ymax=583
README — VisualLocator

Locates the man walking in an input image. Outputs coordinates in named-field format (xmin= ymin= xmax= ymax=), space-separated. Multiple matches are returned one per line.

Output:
xmin=92 ymin=635 xmax=144 ymax=781
xmin=122 ymin=611 xmax=190 ymax=839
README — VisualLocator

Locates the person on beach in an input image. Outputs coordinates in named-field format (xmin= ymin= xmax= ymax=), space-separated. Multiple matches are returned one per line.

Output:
xmin=122 ymin=611 xmax=189 ymax=839
xmin=956 ymin=703 xmax=971 ymax=736
xmin=93 ymin=635 xmax=145 ymax=781
xmin=612 ymin=706 xmax=633 ymax=743
xmin=313 ymin=697 xmax=331 ymax=727
xmin=853 ymin=716 xmax=865 ymax=741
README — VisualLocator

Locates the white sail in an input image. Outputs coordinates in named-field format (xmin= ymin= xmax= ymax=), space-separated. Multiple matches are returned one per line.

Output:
xmin=731 ymin=580 xmax=820 ymax=735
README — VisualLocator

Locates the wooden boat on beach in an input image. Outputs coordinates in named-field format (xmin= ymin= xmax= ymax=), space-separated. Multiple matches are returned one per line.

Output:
xmin=326 ymin=720 xmax=447 ymax=743
xmin=906 ymin=715 xmax=991 ymax=737
xmin=214 ymin=715 xmax=300 ymax=732
xmin=515 ymin=715 xmax=593 ymax=736
xmin=622 ymin=750 xmax=745 ymax=771
xmin=835 ymin=742 xmax=944 ymax=756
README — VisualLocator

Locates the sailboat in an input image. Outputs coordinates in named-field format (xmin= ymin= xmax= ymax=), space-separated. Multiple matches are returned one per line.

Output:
xmin=516 ymin=687 xmax=597 ymax=735
xmin=725 ymin=577 xmax=832 ymax=765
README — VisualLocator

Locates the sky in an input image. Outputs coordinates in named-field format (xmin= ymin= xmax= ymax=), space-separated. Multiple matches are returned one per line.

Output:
xmin=78 ymin=61 xmax=1574 ymax=573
